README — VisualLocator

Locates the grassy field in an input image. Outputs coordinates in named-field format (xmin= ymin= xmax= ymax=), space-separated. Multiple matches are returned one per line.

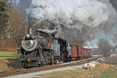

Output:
xmin=0 ymin=51 xmax=20 ymax=59
xmin=100 ymin=69 xmax=117 ymax=78
xmin=0 ymin=51 xmax=20 ymax=71
xmin=39 ymin=63 xmax=117 ymax=78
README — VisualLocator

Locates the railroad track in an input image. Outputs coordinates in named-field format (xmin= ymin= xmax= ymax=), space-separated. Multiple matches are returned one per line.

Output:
xmin=0 ymin=57 xmax=99 ymax=77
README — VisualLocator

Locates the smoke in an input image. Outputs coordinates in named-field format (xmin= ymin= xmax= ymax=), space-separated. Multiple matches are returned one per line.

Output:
xmin=110 ymin=0 xmax=117 ymax=11
xmin=27 ymin=0 xmax=109 ymax=28
xmin=26 ymin=0 xmax=117 ymax=46
xmin=37 ymin=29 xmax=57 ymax=34
xmin=110 ymin=0 xmax=117 ymax=44
xmin=112 ymin=24 xmax=117 ymax=44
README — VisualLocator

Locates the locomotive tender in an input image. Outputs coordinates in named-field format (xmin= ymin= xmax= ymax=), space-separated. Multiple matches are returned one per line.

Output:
xmin=17 ymin=27 xmax=92 ymax=67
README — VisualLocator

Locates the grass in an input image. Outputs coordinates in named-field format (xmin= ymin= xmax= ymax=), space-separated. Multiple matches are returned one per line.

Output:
xmin=100 ymin=69 xmax=117 ymax=78
xmin=0 ymin=51 xmax=20 ymax=59
xmin=113 ymin=64 xmax=117 ymax=66
xmin=38 ymin=63 xmax=117 ymax=78
xmin=0 ymin=51 xmax=20 ymax=72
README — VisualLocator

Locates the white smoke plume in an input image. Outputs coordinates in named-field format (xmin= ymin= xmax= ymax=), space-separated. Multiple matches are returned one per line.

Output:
xmin=26 ymin=0 xmax=117 ymax=45
xmin=27 ymin=0 xmax=109 ymax=28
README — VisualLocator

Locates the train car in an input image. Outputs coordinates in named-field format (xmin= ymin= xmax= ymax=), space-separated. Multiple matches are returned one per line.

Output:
xmin=84 ymin=49 xmax=89 ymax=58
xmin=80 ymin=48 xmax=84 ymax=59
xmin=71 ymin=44 xmax=78 ymax=60
xmin=77 ymin=46 xmax=81 ymax=59
xmin=69 ymin=44 xmax=92 ymax=60
xmin=88 ymin=49 xmax=92 ymax=57
xmin=84 ymin=49 xmax=87 ymax=58
xmin=86 ymin=49 xmax=88 ymax=58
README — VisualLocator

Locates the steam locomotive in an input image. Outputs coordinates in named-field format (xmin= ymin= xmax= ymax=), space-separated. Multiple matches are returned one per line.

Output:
xmin=17 ymin=27 xmax=92 ymax=67
xmin=17 ymin=27 xmax=69 ymax=67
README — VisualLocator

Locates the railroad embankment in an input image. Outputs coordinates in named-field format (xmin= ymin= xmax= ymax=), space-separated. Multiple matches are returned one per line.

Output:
xmin=0 ymin=51 xmax=20 ymax=72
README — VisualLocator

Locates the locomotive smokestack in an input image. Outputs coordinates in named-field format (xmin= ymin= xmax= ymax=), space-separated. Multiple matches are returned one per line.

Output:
xmin=28 ymin=27 xmax=33 ymax=35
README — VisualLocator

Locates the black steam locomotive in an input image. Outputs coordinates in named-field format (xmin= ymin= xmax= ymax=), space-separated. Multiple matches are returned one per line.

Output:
xmin=17 ymin=28 xmax=70 ymax=67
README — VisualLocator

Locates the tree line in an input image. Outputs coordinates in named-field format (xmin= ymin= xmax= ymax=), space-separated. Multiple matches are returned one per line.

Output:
xmin=0 ymin=0 xmax=30 ymax=49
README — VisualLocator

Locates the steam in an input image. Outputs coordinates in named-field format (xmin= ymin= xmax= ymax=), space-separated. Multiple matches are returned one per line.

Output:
xmin=26 ymin=0 xmax=117 ymax=46
xmin=37 ymin=29 xmax=57 ymax=34
xmin=112 ymin=24 xmax=117 ymax=44
xmin=27 ymin=0 xmax=109 ymax=28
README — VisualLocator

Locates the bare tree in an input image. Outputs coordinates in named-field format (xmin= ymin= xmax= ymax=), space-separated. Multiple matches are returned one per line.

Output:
xmin=19 ymin=0 xmax=31 ymax=10
xmin=0 ymin=0 xmax=30 ymax=51
xmin=3 ymin=7 xmax=28 ymax=48
xmin=98 ymin=39 xmax=112 ymax=57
